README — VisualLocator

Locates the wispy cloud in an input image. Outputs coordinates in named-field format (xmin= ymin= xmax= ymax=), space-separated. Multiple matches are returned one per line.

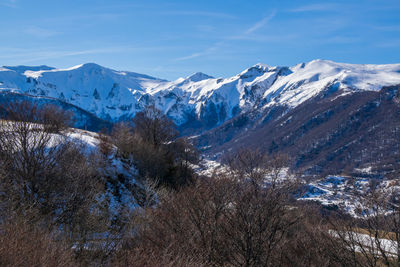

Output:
xmin=25 ymin=26 xmax=60 ymax=38
xmin=1 ymin=0 xmax=17 ymax=8
xmin=196 ymin=25 xmax=216 ymax=33
xmin=0 ymin=45 xmax=188 ymax=63
xmin=174 ymin=42 xmax=222 ymax=61
xmin=38 ymin=13 xmax=124 ymax=26
xmin=0 ymin=47 xmax=128 ymax=63
xmin=228 ymin=10 xmax=277 ymax=41
xmin=228 ymin=33 xmax=297 ymax=42
xmin=289 ymin=3 xmax=338 ymax=13
xmin=374 ymin=40 xmax=400 ymax=48
xmin=245 ymin=11 xmax=276 ymax=34
xmin=174 ymin=10 xmax=278 ymax=61
xmin=313 ymin=36 xmax=360 ymax=45
xmin=158 ymin=10 xmax=235 ymax=19
xmin=373 ymin=25 xmax=400 ymax=32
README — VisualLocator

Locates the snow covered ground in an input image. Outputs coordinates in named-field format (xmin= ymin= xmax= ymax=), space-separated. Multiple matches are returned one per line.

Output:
xmin=330 ymin=230 xmax=398 ymax=257
xmin=196 ymin=158 xmax=400 ymax=217
xmin=299 ymin=175 xmax=369 ymax=216
xmin=299 ymin=174 xmax=400 ymax=217
xmin=0 ymin=121 xmax=142 ymax=212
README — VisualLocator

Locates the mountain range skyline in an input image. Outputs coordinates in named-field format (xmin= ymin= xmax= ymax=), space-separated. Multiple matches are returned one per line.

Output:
xmin=1 ymin=59 xmax=399 ymax=129
xmin=3 ymin=58 xmax=400 ymax=81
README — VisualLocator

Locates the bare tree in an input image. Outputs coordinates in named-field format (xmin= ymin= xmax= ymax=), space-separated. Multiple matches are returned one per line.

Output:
xmin=0 ymin=218 xmax=76 ymax=267
xmin=4 ymin=101 xmax=73 ymax=133
xmin=224 ymin=148 xmax=290 ymax=188
xmin=111 ymin=106 xmax=198 ymax=189
xmin=0 ymin=101 xmax=103 ymax=235
xmin=132 ymin=105 xmax=178 ymax=148
xmin=326 ymin=181 xmax=400 ymax=266
xmin=114 ymin=151 xmax=305 ymax=266
xmin=224 ymin=148 xmax=271 ymax=184
xmin=111 ymin=122 xmax=136 ymax=157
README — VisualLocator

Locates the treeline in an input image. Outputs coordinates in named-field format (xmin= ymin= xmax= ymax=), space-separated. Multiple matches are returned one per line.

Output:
xmin=0 ymin=102 xmax=400 ymax=266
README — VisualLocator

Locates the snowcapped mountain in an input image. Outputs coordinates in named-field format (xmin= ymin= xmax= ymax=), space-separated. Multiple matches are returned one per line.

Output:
xmin=1 ymin=60 xmax=400 ymax=175
xmin=0 ymin=60 xmax=400 ymax=130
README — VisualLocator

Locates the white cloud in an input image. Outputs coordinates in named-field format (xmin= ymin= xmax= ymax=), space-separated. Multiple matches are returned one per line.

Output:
xmin=245 ymin=11 xmax=276 ymax=34
xmin=0 ymin=47 xmax=128 ymax=63
xmin=159 ymin=10 xmax=236 ymax=19
xmin=174 ymin=10 xmax=278 ymax=62
xmin=375 ymin=40 xmax=400 ymax=48
xmin=1 ymin=0 xmax=17 ymax=8
xmin=174 ymin=43 xmax=221 ymax=61
xmin=25 ymin=26 xmax=60 ymax=38
xmin=196 ymin=25 xmax=216 ymax=33
xmin=226 ymin=10 xmax=277 ymax=41
xmin=289 ymin=3 xmax=338 ymax=13
xmin=373 ymin=25 xmax=400 ymax=32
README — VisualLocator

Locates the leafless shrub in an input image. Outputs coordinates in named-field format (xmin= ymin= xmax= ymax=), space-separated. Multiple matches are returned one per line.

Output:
xmin=111 ymin=106 xmax=199 ymax=189
xmin=98 ymin=128 xmax=114 ymax=157
xmin=0 ymin=101 xmax=106 ymax=248
xmin=111 ymin=122 xmax=136 ymax=157
xmin=0 ymin=218 xmax=76 ymax=267
xmin=224 ymin=148 xmax=290 ymax=188
xmin=113 ymin=152 xmax=320 ymax=266
xmin=326 ymin=185 xmax=400 ymax=267
xmin=132 ymin=105 xmax=178 ymax=148
xmin=4 ymin=101 xmax=73 ymax=133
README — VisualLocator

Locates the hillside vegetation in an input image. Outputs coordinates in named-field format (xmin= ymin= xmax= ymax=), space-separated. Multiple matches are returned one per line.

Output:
xmin=1 ymin=101 xmax=400 ymax=266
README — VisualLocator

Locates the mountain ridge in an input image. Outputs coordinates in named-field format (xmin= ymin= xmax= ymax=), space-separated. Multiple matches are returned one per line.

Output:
xmin=1 ymin=59 xmax=400 ymax=174
xmin=0 ymin=59 xmax=399 ymax=129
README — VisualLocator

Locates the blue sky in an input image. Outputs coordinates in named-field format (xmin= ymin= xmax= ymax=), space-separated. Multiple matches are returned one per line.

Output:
xmin=0 ymin=0 xmax=399 ymax=80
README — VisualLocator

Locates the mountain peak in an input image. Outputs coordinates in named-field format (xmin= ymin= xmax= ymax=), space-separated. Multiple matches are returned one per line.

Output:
xmin=81 ymin=62 xmax=102 ymax=68
xmin=253 ymin=63 xmax=271 ymax=70
xmin=186 ymin=72 xmax=214 ymax=82
xmin=73 ymin=62 xmax=104 ymax=71
xmin=307 ymin=59 xmax=335 ymax=65
xmin=239 ymin=63 xmax=271 ymax=79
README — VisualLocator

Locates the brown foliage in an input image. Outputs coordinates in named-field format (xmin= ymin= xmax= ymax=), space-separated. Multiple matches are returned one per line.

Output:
xmin=0 ymin=101 xmax=104 ymax=240
xmin=224 ymin=148 xmax=290 ymax=187
xmin=111 ymin=148 xmax=384 ymax=266
xmin=0 ymin=219 xmax=76 ymax=267
xmin=132 ymin=105 xmax=178 ymax=148
xmin=4 ymin=101 xmax=73 ymax=133
xmin=111 ymin=106 xmax=198 ymax=189
xmin=113 ymin=169 xmax=336 ymax=266
xmin=326 ymin=185 xmax=400 ymax=267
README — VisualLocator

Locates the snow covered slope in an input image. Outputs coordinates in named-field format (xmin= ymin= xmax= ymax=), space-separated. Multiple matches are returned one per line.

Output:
xmin=1 ymin=60 xmax=400 ymax=128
